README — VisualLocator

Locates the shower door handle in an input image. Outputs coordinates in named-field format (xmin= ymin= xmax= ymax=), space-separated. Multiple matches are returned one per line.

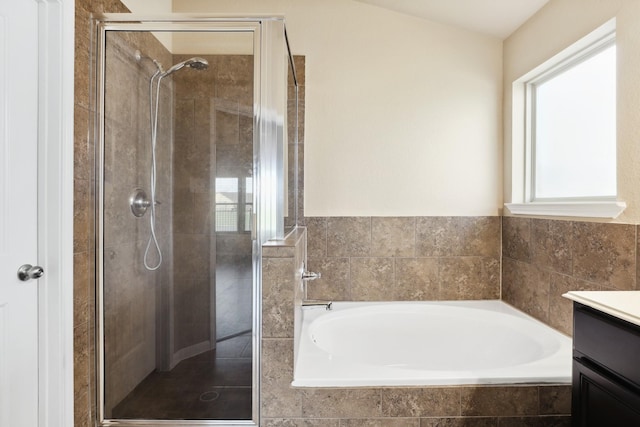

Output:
xmin=17 ymin=264 xmax=44 ymax=281
xmin=251 ymin=213 xmax=257 ymax=241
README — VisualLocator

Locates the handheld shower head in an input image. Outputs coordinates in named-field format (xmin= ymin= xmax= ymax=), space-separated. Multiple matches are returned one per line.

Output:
xmin=161 ymin=57 xmax=209 ymax=77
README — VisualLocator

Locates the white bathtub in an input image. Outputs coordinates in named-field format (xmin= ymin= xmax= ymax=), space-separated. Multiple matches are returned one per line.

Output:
xmin=292 ymin=300 xmax=572 ymax=387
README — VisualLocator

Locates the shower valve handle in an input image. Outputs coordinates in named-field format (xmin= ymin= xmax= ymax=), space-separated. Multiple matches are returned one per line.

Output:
xmin=129 ymin=188 xmax=161 ymax=217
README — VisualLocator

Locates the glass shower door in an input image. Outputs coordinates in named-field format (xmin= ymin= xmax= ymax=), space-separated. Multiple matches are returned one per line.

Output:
xmin=96 ymin=19 xmax=268 ymax=424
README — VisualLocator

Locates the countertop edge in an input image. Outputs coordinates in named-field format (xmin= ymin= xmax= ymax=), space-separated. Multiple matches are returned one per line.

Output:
xmin=563 ymin=291 xmax=640 ymax=328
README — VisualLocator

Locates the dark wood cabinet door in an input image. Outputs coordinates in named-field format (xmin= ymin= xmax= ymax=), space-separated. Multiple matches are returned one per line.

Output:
xmin=573 ymin=360 xmax=640 ymax=427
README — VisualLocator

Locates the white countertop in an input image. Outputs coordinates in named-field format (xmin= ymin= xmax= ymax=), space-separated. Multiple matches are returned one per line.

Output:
xmin=563 ymin=291 xmax=640 ymax=328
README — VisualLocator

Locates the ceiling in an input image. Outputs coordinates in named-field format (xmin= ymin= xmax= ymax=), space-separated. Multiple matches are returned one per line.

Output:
xmin=121 ymin=0 xmax=550 ymax=40
xmin=353 ymin=0 xmax=550 ymax=39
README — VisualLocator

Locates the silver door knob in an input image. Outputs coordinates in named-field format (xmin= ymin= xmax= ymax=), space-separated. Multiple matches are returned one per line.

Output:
xmin=17 ymin=264 xmax=44 ymax=281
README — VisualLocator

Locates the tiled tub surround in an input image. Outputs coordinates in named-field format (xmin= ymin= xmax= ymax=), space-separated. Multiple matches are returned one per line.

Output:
xmin=303 ymin=216 xmax=501 ymax=302
xmin=261 ymin=227 xmax=571 ymax=426
xmin=502 ymin=216 xmax=639 ymax=336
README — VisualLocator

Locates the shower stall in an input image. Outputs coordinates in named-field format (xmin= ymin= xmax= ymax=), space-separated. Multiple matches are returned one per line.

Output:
xmin=94 ymin=15 xmax=299 ymax=425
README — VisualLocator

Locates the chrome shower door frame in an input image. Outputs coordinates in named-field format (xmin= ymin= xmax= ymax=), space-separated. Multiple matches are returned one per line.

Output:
xmin=94 ymin=14 xmax=289 ymax=427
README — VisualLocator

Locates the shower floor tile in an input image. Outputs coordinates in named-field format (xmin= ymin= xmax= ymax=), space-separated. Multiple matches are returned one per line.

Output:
xmin=112 ymin=334 xmax=252 ymax=420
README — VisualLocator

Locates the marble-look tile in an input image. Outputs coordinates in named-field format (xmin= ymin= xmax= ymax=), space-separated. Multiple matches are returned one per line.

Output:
xmin=305 ymin=217 xmax=328 ymax=258
xmin=415 ymin=217 xmax=443 ymax=257
xmin=174 ymin=98 xmax=195 ymax=139
xmin=172 ymin=190 xmax=194 ymax=234
xmin=381 ymin=388 xmax=461 ymax=417
xmin=74 ymin=5 xmax=92 ymax=110
xmin=395 ymin=258 xmax=439 ymax=300
xmin=103 ymin=183 xmax=137 ymax=249
xmin=74 ymin=389 xmax=91 ymax=427
xmin=350 ymin=258 xmax=394 ymax=300
xmin=300 ymin=389 xmax=382 ymax=418
xmin=74 ymin=105 xmax=92 ymax=182
xmin=263 ymin=419 xmax=340 ymax=427
xmin=502 ymin=258 xmax=550 ymax=323
xmin=262 ymin=339 xmax=300 ymax=418
xmin=295 ymin=86 xmax=306 ymax=145
xmin=416 ymin=217 xmax=499 ymax=258
xmin=548 ymin=273 xmax=599 ymax=335
xmin=288 ymin=56 xmax=306 ymax=87
xmin=173 ymin=234 xmax=211 ymax=280
xmin=443 ymin=217 xmax=501 ymax=257
xmin=327 ymin=217 xmax=371 ymax=257
xmin=215 ymin=55 xmax=254 ymax=92
xmin=539 ymin=386 xmax=571 ymax=415
xmin=497 ymin=416 xmax=571 ymax=427
xmin=371 ymin=217 xmax=416 ymax=257
xmin=263 ymin=244 xmax=297 ymax=259
xmin=73 ymin=252 xmax=90 ymax=329
xmin=306 ymin=258 xmax=350 ymax=301
xmin=531 ymin=219 xmax=572 ymax=275
xmin=420 ymin=418 xmax=497 ymax=427
xmin=262 ymin=258 xmax=295 ymax=338
xmin=73 ymin=179 xmax=91 ymax=253
xmin=572 ymin=222 xmax=636 ymax=290
xmin=262 ymin=387 xmax=302 ymax=419
xmin=502 ymin=217 xmax=531 ymax=262
xmin=73 ymin=322 xmax=90 ymax=402
xmin=215 ymin=109 xmax=240 ymax=145
xmin=262 ymin=339 xmax=294 ymax=387
xmin=240 ymin=113 xmax=254 ymax=146
xmin=342 ymin=419 xmax=420 ymax=427
xmin=216 ymin=234 xmax=252 ymax=258
xmin=439 ymin=257 xmax=500 ymax=300
xmin=104 ymin=58 xmax=136 ymax=128
xmin=461 ymin=386 xmax=538 ymax=416
xmin=192 ymin=192 xmax=213 ymax=234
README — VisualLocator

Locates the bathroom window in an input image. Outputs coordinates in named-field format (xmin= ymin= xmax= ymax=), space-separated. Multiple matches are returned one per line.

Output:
xmin=531 ymin=41 xmax=616 ymax=200
xmin=215 ymin=177 xmax=253 ymax=232
xmin=507 ymin=20 xmax=625 ymax=218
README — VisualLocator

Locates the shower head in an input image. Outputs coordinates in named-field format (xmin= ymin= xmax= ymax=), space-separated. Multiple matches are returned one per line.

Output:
xmin=161 ymin=57 xmax=209 ymax=77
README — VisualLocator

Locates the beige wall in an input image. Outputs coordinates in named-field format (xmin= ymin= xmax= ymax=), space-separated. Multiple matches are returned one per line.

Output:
xmin=173 ymin=0 xmax=504 ymax=217
xmin=503 ymin=0 xmax=640 ymax=223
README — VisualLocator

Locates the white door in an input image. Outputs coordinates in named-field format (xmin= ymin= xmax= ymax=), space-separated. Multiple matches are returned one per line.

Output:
xmin=0 ymin=0 xmax=40 ymax=426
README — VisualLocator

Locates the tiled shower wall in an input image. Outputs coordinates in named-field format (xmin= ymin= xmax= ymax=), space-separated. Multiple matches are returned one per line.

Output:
xmin=171 ymin=54 xmax=255 ymax=360
xmin=102 ymin=31 xmax=174 ymax=415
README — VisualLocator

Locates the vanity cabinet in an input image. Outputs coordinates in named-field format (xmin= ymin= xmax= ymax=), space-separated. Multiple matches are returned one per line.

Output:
xmin=572 ymin=302 xmax=640 ymax=426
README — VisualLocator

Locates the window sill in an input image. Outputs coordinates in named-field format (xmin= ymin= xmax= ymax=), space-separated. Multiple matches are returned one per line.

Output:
xmin=505 ymin=201 xmax=626 ymax=219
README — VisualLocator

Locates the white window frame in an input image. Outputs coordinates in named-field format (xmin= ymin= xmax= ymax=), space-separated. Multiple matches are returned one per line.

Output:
xmin=506 ymin=19 xmax=625 ymax=218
